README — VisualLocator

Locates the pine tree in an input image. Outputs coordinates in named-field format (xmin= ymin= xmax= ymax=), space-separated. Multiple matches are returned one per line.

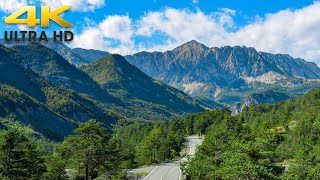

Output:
xmin=43 ymin=152 xmax=68 ymax=180
xmin=61 ymin=119 xmax=110 ymax=180
xmin=0 ymin=127 xmax=45 ymax=180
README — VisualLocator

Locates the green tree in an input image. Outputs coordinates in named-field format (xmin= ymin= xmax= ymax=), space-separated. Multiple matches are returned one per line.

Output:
xmin=0 ymin=127 xmax=45 ymax=180
xmin=61 ymin=119 xmax=110 ymax=180
xmin=43 ymin=152 xmax=68 ymax=180
xmin=135 ymin=126 xmax=164 ymax=165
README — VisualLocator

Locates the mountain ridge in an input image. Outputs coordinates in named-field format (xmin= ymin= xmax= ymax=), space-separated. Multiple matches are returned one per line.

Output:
xmin=124 ymin=40 xmax=320 ymax=107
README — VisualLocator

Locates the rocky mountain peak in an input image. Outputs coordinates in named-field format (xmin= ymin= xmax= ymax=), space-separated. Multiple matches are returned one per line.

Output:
xmin=125 ymin=41 xmax=320 ymax=107
xmin=174 ymin=40 xmax=208 ymax=53
xmin=171 ymin=40 xmax=211 ymax=63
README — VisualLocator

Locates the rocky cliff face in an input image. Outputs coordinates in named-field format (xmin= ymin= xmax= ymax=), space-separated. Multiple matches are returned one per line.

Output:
xmin=231 ymin=90 xmax=291 ymax=115
xmin=125 ymin=40 xmax=320 ymax=107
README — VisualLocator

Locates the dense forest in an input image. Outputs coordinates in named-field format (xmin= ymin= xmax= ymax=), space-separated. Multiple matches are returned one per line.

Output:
xmin=1 ymin=86 xmax=320 ymax=179
xmin=183 ymin=87 xmax=320 ymax=179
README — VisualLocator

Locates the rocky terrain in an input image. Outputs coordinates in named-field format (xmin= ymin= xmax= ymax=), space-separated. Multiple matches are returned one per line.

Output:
xmin=125 ymin=40 xmax=320 ymax=108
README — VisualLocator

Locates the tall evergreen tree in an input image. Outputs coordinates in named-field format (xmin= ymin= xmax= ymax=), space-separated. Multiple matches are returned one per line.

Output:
xmin=61 ymin=119 xmax=111 ymax=180
xmin=0 ymin=127 xmax=45 ymax=180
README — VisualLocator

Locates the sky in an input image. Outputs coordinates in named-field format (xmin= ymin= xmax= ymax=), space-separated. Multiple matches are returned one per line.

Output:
xmin=0 ymin=0 xmax=320 ymax=65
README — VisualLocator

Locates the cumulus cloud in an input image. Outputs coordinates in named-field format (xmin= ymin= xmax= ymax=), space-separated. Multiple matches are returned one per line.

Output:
xmin=135 ymin=8 xmax=231 ymax=43
xmin=227 ymin=2 xmax=320 ymax=63
xmin=73 ymin=2 xmax=320 ymax=64
xmin=41 ymin=0 xmax=105 ymax=12
xmin=72 ymin=15 xmax=134 ymax=54
xmin=0 ymin=0 xmax=27 ymax=13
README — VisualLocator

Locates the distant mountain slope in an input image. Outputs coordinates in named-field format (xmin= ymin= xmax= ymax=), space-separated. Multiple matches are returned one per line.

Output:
xmin=81 ymin=54 xmax=204 ymax=120
xmin=125 ymin=40 xmax=320 ymax=107
xmin=0 ymin=84 xmax=75 ymax=141
xmin=41 ymin=41 xmax=89 ymax=67
xmin=73 ymin=48 xmax=110 ymax=63
xmin=0 ymin=44 xmax=48 ymax=101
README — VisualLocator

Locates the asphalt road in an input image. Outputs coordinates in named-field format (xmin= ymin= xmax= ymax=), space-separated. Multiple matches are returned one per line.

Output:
xmin=132 ymin=136 xmax=203 ymax=180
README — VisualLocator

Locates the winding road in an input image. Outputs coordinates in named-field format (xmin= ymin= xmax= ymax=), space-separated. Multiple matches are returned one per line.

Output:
xmin=130 ymin=136 xmax=203 ymax=180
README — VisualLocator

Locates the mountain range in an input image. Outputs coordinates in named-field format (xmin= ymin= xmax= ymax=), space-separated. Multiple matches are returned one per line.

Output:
xmin=1 ymin=40 xmax=320 ymax=141
xmin=52 ymin=40 xmax=320 ymax=110
xmin=124 ymin=40 xmax=320 ymax=108
xmin=34 ymin=40 xmax=320 ymax=111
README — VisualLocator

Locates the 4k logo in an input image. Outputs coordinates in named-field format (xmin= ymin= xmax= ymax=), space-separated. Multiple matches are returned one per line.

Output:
xmin=5 ymin=6 xmax=73 ymax=27
xmin=3 ymin=6 xmax=74 ymax=42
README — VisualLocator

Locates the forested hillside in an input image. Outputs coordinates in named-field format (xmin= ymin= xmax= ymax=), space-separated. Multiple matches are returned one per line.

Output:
xmin=2 ymin=85 xmax=320 ymax=179
xmin=81 ymin=54 xmax=203 ymax=120
xmin=183 ymin=87 xmax=320 ymax=179
xmin=0 ymin=45 xmax=120 ymax=140
xmin=11 ymin=43 xmax=204 ymax=122
xmin=0 ymin=84 xmax=75 ymax=140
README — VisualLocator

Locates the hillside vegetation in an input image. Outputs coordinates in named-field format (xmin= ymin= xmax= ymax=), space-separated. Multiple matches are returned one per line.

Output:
xmin=1 ymin=86 xmax=320 ymax=179
xmin=81 ymin=54 xmax=203 ymax=120
xmin=11 ymin=43 xmax=204 ymax=122
xmin=183 ymin=87 xmax=320 ymax=179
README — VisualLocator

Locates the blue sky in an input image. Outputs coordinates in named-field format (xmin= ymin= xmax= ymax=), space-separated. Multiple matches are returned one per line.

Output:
xmin=91 ymin=0 xmax=314 ymax=26
xmin=1 ymin=0 xmax=320 ymax=64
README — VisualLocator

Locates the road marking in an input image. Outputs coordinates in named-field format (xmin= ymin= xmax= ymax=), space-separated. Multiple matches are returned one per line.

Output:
xmin=135 ymin=137 xmax=203 ymax=180
xmin=161 ymin=167 xmax=170 ymax=180
xmin=143 ymin=166 xmax=159 ymax=180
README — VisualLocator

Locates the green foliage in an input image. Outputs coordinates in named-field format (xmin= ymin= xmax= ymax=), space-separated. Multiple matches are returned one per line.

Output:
xmin=135 ymin=125 xmax=183 ymax=165
xmin=111 ymin=109 xmax=229 ymax=169
xmin=43 ymin=152 xmax=68 ymax=180
xmin=0 ymin=84 xmax=75 ymax=141
xmin=113 ymin=122 xmax=184 ymax=168
xmin=81 ymin=54 xmax=203 ymax=121
xmin=0 ymin=127 xmax=46 ymax=179
xmin=183 ymin=87 xmax=320 ymax=179
xmin=0 ymin=44 xmax=119 ymax=140
xmin=58 ymin=119 xmax=119 ymax=179
xmin=1 ymin=86 xmax=320 ymax=178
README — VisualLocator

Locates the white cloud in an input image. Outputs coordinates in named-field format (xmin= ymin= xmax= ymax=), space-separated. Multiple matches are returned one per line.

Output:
xmin=72 ymin=15 xmax=134 ymax=54
xmin=73 ymin=2 xmax=320 ymax=64
xmin=99 ymin=15 xmax=133 ymax=44
xmin=41 ymin=0 xmax=105 ymax=12
xmin=0 ymin=0 xmax=27 ymax=13
xmin=136 ymin=8 xmax=231 ymax=43
xmin=227 ymin=2 xmax=320 ymax=63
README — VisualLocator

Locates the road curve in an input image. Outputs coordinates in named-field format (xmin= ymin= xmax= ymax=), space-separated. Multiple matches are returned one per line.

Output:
xmin=137 ymin=136 xmax=203 ymax=180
